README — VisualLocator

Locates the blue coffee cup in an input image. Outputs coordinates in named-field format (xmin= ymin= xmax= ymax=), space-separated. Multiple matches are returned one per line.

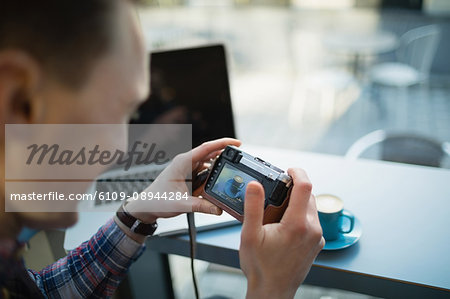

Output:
xmin=230 ymin=175 xmax=245 ymax=194
xmin=316 ymin=194 xmax=355 ymax=241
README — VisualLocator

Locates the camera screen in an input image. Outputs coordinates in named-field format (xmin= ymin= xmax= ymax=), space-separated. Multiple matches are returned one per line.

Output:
xmin=211 ymin=163 xmax=256 ymax=210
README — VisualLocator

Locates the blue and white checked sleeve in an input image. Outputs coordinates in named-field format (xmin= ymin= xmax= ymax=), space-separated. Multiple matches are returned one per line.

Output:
xmin=28 ymin=218 xmax=145 ymax=298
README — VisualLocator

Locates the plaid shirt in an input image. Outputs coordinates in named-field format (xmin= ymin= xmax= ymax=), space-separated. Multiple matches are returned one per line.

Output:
xmin=1 ymin=218 xmax=145 ymax=299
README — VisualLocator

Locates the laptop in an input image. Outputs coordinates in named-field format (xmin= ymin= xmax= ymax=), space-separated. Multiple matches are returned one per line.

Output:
xmin=64 ymin=44 xmax=239 ymax=250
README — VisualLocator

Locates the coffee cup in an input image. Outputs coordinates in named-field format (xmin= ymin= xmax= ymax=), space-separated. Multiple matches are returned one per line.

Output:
xmin=230 ymin=175 xmax=244 ymax=194
xmin=316 ymin=194 xmax=354 ymax=241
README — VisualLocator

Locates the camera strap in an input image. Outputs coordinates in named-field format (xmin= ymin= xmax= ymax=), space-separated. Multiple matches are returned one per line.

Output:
xmin=187 ymin=212 xmax=200 ymax=299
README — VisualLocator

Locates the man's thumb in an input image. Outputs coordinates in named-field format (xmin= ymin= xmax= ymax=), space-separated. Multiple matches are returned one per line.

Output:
xmin=242 ymin=181 xmax=265 ymax=237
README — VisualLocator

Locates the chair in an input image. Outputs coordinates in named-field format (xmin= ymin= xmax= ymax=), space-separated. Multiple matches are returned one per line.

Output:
xmin=346 ymin=130 xmax=450 ymax=168
xmin=288 ymin=68 xmax=357 ymax=127
xmin=369 ymin=25 xmax=441 ymax=87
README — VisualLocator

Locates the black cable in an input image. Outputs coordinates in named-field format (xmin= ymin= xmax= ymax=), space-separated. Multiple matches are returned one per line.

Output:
xmin=187 ymin=212 xmax=200 ymax=299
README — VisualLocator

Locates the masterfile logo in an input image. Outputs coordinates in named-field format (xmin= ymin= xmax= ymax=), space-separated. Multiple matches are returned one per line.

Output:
xmin=4 ymin=124 xmax=192 ymax=212
xmin=26 ymin=141 xmax=169 ymax=171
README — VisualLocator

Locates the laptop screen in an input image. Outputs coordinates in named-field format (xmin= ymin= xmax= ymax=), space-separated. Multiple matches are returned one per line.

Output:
xmin=130 ymin=44 xmax=236 ymax=148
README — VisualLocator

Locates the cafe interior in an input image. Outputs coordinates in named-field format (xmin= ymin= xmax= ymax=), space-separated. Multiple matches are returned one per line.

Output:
xmin=23 ymin=0 xmax=450 ymax=298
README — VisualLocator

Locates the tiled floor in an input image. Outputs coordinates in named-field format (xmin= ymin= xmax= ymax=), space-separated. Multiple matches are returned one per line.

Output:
xmin=138 ymin=5 xmax=450 ymax=299
xmin=312 ymin=79 xmax=450 ymax=158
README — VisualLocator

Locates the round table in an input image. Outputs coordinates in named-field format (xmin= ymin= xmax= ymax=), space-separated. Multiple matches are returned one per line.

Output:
xmin=324 ymin=30 xmax=398 ymax=75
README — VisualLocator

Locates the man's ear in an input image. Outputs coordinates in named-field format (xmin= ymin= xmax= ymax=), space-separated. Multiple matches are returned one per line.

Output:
xmin=0 ymin=50 xmax=42 ymax=124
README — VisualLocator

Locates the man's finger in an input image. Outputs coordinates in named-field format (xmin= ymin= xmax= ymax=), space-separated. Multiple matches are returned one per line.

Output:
xmin=191 ymin=138 xmax=241 ymax=163
xmin=242 ymin=181 xmax=265 ymax=242
xmin=282 ymin=168 xmax=313 ymax=223
xmin=191 ymin=197 xmax=223 ymax=215
xmin=307 ymin=194 xmax=321 ymax=226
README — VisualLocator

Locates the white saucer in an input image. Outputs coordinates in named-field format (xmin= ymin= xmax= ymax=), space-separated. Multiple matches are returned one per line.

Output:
xmin=322 ymin=216 xmax=362 ymax=251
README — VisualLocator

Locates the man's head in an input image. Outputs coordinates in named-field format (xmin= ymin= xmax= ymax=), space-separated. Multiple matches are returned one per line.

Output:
xmin=1 ymin=1 xmax=116 ymax=89
xmin=0 ymin=0 xmax=149 ymax=229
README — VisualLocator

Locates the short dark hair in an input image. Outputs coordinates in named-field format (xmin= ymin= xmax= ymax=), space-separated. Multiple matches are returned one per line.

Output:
xmin=0 ymin=1 xmax=123 ymax=88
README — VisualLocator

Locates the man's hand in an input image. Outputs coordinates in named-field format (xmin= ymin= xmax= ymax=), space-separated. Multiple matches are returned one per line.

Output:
xmin=240 ymin=168 xmax=325 ymax=299
xmin=117 ymin=138 xmax=241 ymax=242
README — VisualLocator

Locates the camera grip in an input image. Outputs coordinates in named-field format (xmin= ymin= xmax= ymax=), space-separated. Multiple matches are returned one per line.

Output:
xmin=262 ymin=187 xmax=292 ymax=224
xmin=193 ymin=180 xmax=292 ymax=224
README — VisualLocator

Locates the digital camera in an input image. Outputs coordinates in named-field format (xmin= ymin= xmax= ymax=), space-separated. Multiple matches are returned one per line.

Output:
xmin=194 ymin=146 xmax=293 ymax=224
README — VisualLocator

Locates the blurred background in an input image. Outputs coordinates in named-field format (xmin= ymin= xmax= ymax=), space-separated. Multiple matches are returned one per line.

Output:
xmin=131 ymin=0 xmax=450 ymax=298
xmin=138 ymin=0 xmax=449 ymax=162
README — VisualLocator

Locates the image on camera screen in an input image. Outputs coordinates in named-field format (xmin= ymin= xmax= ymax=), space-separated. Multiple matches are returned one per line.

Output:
xmin=211 ymin=163 xmax=256 ymax=206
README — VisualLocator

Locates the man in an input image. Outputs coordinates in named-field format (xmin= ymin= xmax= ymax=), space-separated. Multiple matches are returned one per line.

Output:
xmin=0 ymin=0 xmax=324 ymax=298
